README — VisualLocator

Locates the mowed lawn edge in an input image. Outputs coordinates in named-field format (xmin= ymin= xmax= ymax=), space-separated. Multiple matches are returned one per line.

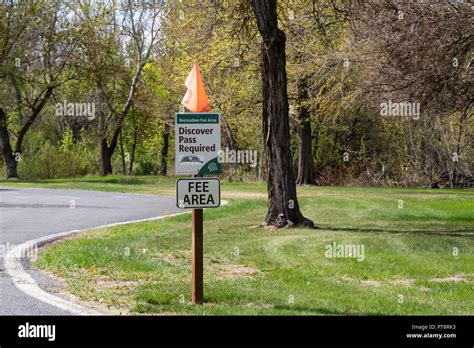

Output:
xmin=32 ymin=182 xmax=474 ymax=315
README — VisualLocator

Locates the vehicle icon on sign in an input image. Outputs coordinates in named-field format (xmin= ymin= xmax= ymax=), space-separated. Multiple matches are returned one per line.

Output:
xmin=179 ymin=155 xmax=203 ymax=164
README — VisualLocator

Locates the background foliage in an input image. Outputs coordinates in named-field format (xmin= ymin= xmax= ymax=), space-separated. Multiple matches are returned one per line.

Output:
xmin=0 ymin=0 xmax=472 ymax=187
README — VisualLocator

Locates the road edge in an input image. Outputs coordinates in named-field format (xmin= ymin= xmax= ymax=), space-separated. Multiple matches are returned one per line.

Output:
xmin=4 ymin=211 xmax=190 ymax=315
xmin=4 ymin=200 xmax=228 ymax=316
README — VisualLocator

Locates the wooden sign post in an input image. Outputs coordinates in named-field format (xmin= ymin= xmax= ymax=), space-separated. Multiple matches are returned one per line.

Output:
xmin=175 ymin=109 xmax=222 ymax=305
xmin=177 ymin=176 xmax=220 ymax=304
xmin=192 ymin=203 xmax=203 ymax=304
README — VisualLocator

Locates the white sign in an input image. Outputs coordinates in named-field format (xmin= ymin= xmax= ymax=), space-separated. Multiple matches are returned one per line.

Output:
xmin=175 ymin=113 xmax=221 ymax=175
xmin=176 ymin=178 xmax=221 ymax=209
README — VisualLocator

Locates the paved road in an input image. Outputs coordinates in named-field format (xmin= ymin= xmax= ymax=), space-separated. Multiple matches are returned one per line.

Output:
xmin=0 ymin=187 xmax=180 ymax=315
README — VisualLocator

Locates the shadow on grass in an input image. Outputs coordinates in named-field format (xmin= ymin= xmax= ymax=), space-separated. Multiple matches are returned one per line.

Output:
xmin=272 ymin=304 xmax=377 ymax=315
xmin=319 ymin=226 xmax=474 ymax=236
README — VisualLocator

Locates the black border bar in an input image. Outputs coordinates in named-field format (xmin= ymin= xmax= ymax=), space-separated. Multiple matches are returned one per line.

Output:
xmin=0 ymin=316 xmax=472 ymax=346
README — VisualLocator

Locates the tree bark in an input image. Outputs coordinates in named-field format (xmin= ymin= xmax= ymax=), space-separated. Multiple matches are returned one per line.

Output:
xmin=71 ymin=123 xmax=82 ymax=143
xmin=296 ymin=77 xmax=315 ymax=185
xmin=252 ymin=0 xmax=314 ymax=228
xmin=128 ymin=124 xmax=138 ymax=176
xmin=99 ymin=138 xmax=113 ymax=176
xmin=452 ymin=108 xmax=468 ymax=188
xmin=0 ymin=108 xmax=18 ymax=178
xmin=159 ymin=122 xmax=169 ymax=176
xmin=119 ymin=130 xmax=126 ymax=175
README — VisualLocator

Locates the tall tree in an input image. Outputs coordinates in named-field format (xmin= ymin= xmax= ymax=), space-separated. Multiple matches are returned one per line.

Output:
xmin=0 ymin=0 xmax=76 ymax=178
xmin=352 ymin=1 xmax=473 ymax=186
xmin=251 ymin=0 xmax=314 ymax=228
xmin=77 ymin=0 xmax=164 ymax=175
xmin=282 ymin=0 xmax=352 ymax=185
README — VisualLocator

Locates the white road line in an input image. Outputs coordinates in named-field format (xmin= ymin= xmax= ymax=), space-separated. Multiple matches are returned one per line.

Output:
xmin=5 ymin=240 xmax=100 ymax=315
xmin=4 ymin=201 xmax=227 ymax=316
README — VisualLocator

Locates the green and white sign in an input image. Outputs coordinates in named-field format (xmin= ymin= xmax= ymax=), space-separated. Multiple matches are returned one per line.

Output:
xmin=175 ymin=113 xmax=221 ymax=175
xmin=176 ymin=178 xmax=221 ymax=209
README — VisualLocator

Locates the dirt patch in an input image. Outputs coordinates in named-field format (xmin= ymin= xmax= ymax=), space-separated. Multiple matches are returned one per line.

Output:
xmin=430 ymin=273 xmax=470 ymax=283
xmin=418 ymin=287 xmax=431 ymax=292
xmin=156 ymin=252 xmax=180 ymax=265
xmin=156 ymin=250 xmax=189 ymax=266
xmin=342 ymin=277 xmax=416 ymax=288
xmin=214 ymin=264 xmax=263 ymax=280
xmin=243 ymin=302 xmax=273 ymax=309
xmin=360 ymin=280 xmax=382 ymax=287
xmin=391 ymin=278 xmax=416 ymax=286
xmin=32 ymin=269 xmax=118 ymax=314
xmin=97 ymin=280 xmax=140 ymax=289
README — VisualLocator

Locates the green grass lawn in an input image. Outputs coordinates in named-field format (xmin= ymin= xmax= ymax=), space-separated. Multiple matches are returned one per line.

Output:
xmin=0 ymin=175 xmax=179 ymax=195
xmin=0 ymin=175 xmax=270 ymax=197
xmin=19 ymin=176 xmax=473 ymax=315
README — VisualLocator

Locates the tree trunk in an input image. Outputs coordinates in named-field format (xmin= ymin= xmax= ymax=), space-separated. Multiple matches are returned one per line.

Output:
xmin=128 ymin=125 xmax=138 ymax=176
xmin=296 ymin=78 xmax=315 ymax=185
xmin=0 ymin=108 xmax=19 ymax=178
xmin=159 ymin=122 xmax=169 ymax=176
xmin=71 ymin=125 xmax=82 ymax=143
xmin=452 ymin=108 xmax=468 ymax=188
xmin=95 ymin=49 xmax=150 ymax=178
xmin=222 ymin=115 xmax=235 ymax=150
xmin=100 ymin=138 xmax=113 ymax=176
xmin=119 ymin=130 xmax=126 ymax=175
xmin=252 ymin=0 xmax=314 ymax=228
xmin=68 ymin=118 xmax=83 ymax=143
